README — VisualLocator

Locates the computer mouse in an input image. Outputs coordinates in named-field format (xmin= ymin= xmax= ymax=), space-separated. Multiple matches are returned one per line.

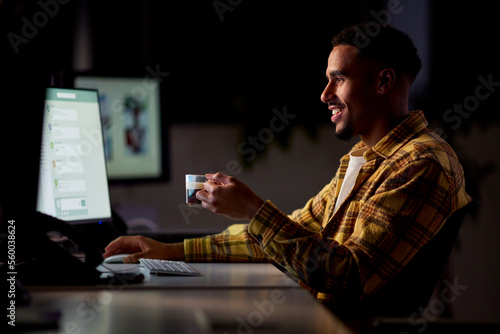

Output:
xmin=103 ymin=254 xmax=133 ymax=264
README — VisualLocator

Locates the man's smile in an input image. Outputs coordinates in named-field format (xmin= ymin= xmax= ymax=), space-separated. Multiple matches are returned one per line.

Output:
xmin=329 ymin=104 xmax=345 ymax=122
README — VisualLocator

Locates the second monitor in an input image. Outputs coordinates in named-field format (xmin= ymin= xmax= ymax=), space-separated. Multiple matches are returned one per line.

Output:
xmin=75 ymin=75 xmax=167 ymax=183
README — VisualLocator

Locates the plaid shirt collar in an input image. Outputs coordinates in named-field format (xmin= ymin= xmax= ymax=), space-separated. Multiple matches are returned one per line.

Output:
xmin=343 ymin=110 xmax=428 ymax=163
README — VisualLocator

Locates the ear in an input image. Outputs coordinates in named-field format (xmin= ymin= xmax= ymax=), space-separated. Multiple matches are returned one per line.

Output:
xmin=376 ymin=68 xmax=396 ymax=94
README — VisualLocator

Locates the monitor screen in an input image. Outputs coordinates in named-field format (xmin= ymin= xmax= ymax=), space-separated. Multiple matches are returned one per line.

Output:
xmin=36 ymin=88 xmax=112 ymax=225
xmin=74 ymin=75 xmax=166 ymax=182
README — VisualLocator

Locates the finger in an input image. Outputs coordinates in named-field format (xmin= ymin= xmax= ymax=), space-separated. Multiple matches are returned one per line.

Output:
xmin=123 ymin=252 xmax=145 ymax=264
xmin=201 ymin=200 xmax=217 ymax=214
xmin=104 ymin=236 xmax=127 ymax=255
xmin=103 ymin=248 xmax=124 ymax=258
xmin=206 ymin=172 xmax=231 ymax=184
xmin=203 ymin=180 xmax=221 ymax=193
xmin=203 ymin=177 xmax=230 ymax=194
xmin=104 ymin=236 xmax=141 ymax=255
xmin=195 ymin=188 xmax=210 ymax=201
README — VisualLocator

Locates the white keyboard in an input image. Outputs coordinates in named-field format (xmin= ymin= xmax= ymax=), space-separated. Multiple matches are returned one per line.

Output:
xmin=139 ymin=258 xmax=200 ymax=276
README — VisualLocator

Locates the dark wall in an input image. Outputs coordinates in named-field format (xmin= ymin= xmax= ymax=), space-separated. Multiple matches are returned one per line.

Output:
xmin=428 ymin=1 xmax=500 ymax=200
xmin=86 ymin=1 xmax=378 ymax=125
xmin=0 ymin=0 xmax=384 ymax=219
xmin=0 ymin=0 xmax=77 ymax=223
xmin=1 ymin=0 xmax=498 ymax=221
xmin=429 ymin=1 xmax=500 ymax=129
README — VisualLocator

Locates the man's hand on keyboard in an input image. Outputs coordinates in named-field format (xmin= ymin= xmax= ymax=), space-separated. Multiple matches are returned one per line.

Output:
xmin=104 ymin=236 xmax=185 ymax=263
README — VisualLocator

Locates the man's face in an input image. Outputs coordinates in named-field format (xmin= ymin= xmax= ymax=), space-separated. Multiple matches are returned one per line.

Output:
xmin=321 ymin=45 xmax=379 ymax=141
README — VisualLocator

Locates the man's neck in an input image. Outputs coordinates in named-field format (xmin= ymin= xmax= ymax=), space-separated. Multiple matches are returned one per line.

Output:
xmin=360 ymin=111 xmax=409 ymax=148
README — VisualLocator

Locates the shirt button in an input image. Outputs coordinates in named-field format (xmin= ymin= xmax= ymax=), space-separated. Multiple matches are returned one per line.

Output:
xmin=256 ymin=234 xmax=263 ymax=242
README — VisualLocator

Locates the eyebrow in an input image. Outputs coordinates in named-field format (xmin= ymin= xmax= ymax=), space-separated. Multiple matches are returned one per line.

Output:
xmin=326 ymin=70 xmax=346 ymax=79
xmin=325 ymin=70 xmax=347 ymax=80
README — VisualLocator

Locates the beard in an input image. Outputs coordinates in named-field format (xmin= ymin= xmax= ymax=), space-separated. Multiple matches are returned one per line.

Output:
xmin=335 ymin=126 xmax=353 ymax=142
xmin=333 ymin=118 xmax=354 ymax=142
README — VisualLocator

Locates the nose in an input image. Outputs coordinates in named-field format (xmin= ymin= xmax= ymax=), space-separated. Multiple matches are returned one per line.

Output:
xmin=321 ymin=81 xmax=334 ymax=104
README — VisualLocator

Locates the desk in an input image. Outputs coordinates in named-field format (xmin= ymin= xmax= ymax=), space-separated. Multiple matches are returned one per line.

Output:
xmin=99 ymin=263 xmax=299 ymax=289
xmin=20 ymin=289 xmax=352 ymax=334
xmin=19 ymin=263 xmax=352 ymax=333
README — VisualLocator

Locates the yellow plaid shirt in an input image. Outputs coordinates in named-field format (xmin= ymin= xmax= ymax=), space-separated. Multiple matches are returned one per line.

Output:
xmin=184 ymin=110 xmax=471 ymax=306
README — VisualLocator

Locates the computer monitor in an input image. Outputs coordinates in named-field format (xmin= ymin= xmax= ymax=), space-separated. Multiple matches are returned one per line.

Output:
xmin=36 ymin=87 xmax=113 ymax=225
xmin=74 ymin=75 xmax=167 ymax=183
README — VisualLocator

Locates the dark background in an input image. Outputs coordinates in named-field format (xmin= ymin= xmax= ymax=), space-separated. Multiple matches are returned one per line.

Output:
xmin=2 ymin=0 xmax=499 ymax=218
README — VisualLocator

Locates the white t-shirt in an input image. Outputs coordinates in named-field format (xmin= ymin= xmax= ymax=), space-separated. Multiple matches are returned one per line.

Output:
xmin=333 ymin=148 xmax=367 ymax=214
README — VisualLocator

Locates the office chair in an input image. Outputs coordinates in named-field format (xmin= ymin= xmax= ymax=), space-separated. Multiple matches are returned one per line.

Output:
xmin=367 ymin=199 xmax=481 ymax=318
xmin=368 ymin=200 xmax=499 ymax=334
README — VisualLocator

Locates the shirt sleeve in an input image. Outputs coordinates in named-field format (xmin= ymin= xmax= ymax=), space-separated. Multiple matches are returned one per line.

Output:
xmin=183 ymin=179 xmax=336 ymax=263
xmin=248 ymin=200 xmax=362 ymax=302
xmin=183 ymin=223 xmax=273 ymax=262
xmin=247 ymin=158 xmax=461 ymax=301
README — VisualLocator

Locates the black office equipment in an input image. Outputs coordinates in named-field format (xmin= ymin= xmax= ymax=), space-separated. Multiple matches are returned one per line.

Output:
xmin=13 ymin=211 xmax=143 ymax=286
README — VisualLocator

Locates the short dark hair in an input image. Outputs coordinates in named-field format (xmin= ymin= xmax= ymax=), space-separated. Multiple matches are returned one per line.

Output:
xmin=332 ymin=23 xmax=422 ymax=82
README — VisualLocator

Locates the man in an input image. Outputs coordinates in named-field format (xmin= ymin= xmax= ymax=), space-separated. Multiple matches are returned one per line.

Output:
xmin=104 ymin=23 xmax=471 ymax=317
